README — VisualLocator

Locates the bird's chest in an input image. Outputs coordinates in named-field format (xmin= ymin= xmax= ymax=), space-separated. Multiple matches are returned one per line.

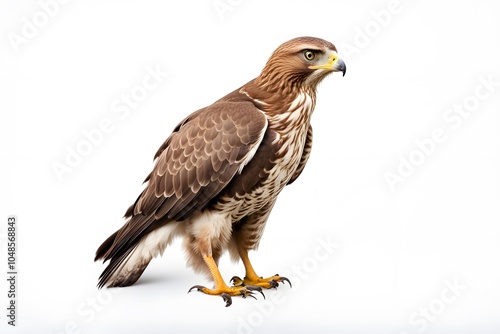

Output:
xmin=266 ymin=123 xmax=309 ymax=188
xmin=264 ymin=92 xmax=314 ymax=187
xmin=222 ymin=126 xmax=309 ymax=222
xmin=228 ymin=93 xmax=313 ymax=218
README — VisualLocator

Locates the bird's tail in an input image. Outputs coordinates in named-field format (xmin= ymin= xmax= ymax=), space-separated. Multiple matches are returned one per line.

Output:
xmin=95 ymin=222 xmax=180 ymax=288
xmin=94 ymin=230 xmax=152 ymax=288
xmin=95 ymin=231 xmax=118 ymax=262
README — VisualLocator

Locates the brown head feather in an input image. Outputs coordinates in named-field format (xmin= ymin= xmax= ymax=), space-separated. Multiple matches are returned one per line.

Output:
xmin=256 ymin=37 xmax=337 ymax=95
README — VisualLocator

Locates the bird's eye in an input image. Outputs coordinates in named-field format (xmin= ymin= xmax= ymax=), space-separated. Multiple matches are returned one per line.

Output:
xmin=304 ymin=51 xmax=315 ymax=61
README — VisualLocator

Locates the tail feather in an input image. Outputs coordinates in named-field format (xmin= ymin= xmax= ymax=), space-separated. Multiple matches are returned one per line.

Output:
xmin=94 ymin=212 xmax=158 ymax=288
xmin=95 ymin=230 xmax=118 ymax=262
xmin=95 ymin=221 xmax=181 ymax=288
xmin=97 ymin=246 xmax=149 ymax=288
xmin=95 ymin=229 xmax=152 ymax=289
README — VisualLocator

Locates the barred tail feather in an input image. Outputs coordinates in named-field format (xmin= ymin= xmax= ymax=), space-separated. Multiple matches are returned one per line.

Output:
xmin=95 ymin=222 xmax=181 ymax=288
xmin=97 ymin=246 xmax=150 ymax=288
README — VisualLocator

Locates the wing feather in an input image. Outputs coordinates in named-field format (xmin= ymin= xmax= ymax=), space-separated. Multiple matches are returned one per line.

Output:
xmin=100 ymin=101 xmax=267 ymax=262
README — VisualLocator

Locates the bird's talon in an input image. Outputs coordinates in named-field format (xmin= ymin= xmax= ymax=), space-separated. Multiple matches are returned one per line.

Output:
xmin=280 ymin=276 xmax=292 ymax=288
xmin=188 ymin=285 xmax=206 ymax=293
xmin=247 ymin=285 xmax=265 ymax=299
xmin=231 ymin=276 xmax=246 ymax=286
xmin=221 ymin=293 xmax=232 ymax=307
xmin=268 ymin=280 xmax=279 ymax=289
xmin=231 ymin=274 xmax=291 ymax=290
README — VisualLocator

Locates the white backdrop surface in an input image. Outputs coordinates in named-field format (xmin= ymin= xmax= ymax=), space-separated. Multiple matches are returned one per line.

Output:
xmin=0 ymin=0 xmax=499 ymax=333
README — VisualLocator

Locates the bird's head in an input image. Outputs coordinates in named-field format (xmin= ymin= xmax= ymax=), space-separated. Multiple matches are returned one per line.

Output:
xmin=256 ymin=36 xmax=346 ymax=95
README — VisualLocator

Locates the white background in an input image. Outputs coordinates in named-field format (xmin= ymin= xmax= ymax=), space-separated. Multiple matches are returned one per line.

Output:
xmin=1 ymin=0 xmax=499 ymax=333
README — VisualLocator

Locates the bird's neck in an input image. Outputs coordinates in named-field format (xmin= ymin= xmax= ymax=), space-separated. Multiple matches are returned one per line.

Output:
xmin=254 ymin=68 xmax=318 ymax=99
xmin=240 ymin=79 xmax=316 ymax=132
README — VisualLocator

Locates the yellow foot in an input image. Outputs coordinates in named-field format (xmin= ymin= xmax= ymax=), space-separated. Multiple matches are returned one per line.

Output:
xmin=231 ymin=274 xmax=292 ymax=289
xmin=188 ymin=284 xmax=265 ymax=307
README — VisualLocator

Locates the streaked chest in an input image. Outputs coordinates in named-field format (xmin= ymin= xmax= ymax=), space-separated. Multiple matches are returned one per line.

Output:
xmin=234 ymin=92 xmax=314 ymax=214
xmin=267 ymin=92 xmax=314 ymax=186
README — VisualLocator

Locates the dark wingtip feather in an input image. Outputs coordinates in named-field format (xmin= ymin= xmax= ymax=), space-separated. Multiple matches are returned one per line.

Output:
xmin=97 ymin=247 xmax=149 ymax=289
xmin=96 ymin=247 xmax=133 ymax=288
xmin=95 ymin=231 xmax=118 ymax=262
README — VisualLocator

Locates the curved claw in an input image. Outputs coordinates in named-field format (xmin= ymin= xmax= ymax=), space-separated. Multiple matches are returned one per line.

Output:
xmin=188 ymin=285 xmax=206 ymax=293
xmin=230 ymin=276 xmax=243 ymax=284
xmin=268 ymin=280 xmax=279 ymax=289
xmin=246 ymin=285 xmax=266 ymax=299
xmin=245 ymin=292 xmax=257 ymax=300
xmin=221 ymin=293 xmax=232 ymax=307
xmin=280 ymin=276 xmax=292 ymax=288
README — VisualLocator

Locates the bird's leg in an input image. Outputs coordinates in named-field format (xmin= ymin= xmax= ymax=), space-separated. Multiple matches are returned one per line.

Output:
xmin=188 ymin=254 xmax=264 ymax=307
xmin=231 ymin=248 xmax=291 ymax=289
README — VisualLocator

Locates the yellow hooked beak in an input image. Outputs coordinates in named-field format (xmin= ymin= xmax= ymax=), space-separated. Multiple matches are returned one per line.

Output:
xmin=309 ymin=52 xmax=346 ymax=76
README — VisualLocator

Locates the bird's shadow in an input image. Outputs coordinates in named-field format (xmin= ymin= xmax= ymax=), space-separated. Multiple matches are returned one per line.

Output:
xmin=133 ymin=271 xmax=194 ymax=288
xmin=133 ymin=274 xmax=170 ymax=287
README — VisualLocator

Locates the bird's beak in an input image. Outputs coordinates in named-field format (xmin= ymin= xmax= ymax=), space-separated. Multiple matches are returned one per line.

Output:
xmin=309 ymin=52 xmax=346 ymax=77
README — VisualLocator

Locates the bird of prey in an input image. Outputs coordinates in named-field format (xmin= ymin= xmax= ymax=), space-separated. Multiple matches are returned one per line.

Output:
xmin=95 ymin=36 xmax=345 ymax=306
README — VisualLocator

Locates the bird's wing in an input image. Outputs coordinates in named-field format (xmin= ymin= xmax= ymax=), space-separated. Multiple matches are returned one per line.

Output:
xmin=100 ymin=101 xmax=267 ymax=262
xmin=287 ymin=124 xmax=313 ymax=185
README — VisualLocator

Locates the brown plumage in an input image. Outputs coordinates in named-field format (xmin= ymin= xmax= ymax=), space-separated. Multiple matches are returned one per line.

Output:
xmin=95 ymin=36 xmax=345 ymax=305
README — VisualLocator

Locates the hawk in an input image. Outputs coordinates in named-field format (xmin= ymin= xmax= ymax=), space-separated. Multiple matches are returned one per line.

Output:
xmin=95 ymin=36 xmax=345 ymax=306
